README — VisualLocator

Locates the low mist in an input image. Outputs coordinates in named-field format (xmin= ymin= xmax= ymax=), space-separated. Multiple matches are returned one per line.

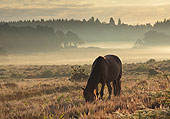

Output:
xmin=1 ymin=43 xmax=170 ymax=65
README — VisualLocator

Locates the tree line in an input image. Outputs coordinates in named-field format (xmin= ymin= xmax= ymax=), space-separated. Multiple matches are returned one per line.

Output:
xmin=2 ymin=17 xmax=153 ymax=29
xmin=4 ymin=17 xmax=170 ymax=31
xmin=1 ymin=17 xmax=155 ymax=42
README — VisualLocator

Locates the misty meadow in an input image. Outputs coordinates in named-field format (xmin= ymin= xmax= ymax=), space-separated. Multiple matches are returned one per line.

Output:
xmin=1 ymin=18 xmax=170 ymax=65
xmin=1 ymin=0 xmax=170 ymax=119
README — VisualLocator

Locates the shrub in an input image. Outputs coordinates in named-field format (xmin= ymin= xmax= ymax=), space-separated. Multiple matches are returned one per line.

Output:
xmin=70 ymin=66 xmax=89 ymax=81
xmin=146 ymin=59 xmax=156 ymax=64
xmin=148 ymin=68 xmax=163 ymax=77
xmin=0 ymin=69 xmax=6 ymax=72
xmin=148 ymin=69 xmax=159 ymax=77
xmin=53 ymin=71 xmax=70 ymax=77
xmin=4 ymin=82 xmax=18 ymax=88
xmin=132 ymin=64 xmax=149 ymax=72
xmin=38 ymin=70 xmax=53 ymax=78
xmin=10 ymin=73 xmax=24 ymax=79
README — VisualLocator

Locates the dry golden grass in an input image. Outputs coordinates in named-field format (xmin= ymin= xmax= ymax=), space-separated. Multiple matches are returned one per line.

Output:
xmin=0 ymin=60 xmax=170 ymax=119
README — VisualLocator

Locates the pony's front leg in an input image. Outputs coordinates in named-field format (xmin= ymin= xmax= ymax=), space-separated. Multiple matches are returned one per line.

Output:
xmin=106 ymin=82 xmax=112 ymax=99
xmin=100 ymin=83 xmax=105 ymax=99
xmin=96 ymin=85 xmax=99 ymax=98
xmin=94 ymin=85 xmax=99 ymax=100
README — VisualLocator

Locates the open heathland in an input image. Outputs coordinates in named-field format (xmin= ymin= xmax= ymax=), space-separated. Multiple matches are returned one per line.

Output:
xmin=0 ymin=59 xmax=170 ymax=119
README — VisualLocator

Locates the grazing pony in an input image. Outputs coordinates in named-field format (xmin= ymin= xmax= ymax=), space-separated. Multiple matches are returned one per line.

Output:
xmin=82 ymin=55 xmax=122 ymax=102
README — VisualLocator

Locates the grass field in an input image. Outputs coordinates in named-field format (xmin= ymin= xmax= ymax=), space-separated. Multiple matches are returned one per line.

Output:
xmin=0 ymin=59 xmax=170 ymax=119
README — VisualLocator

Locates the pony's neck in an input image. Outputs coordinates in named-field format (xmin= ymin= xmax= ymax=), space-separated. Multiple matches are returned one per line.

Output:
xmin=86 ymin=73 xmax=98 ymax=92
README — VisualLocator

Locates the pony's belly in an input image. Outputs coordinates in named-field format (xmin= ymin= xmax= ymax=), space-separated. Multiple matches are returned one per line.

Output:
xmin=106 ymin=73 xmax=119 ymax=82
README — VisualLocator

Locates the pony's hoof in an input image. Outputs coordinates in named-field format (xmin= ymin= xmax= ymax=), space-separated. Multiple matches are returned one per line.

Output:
xmin=107 ymin=96 xmax=111 ymax=100
xmin=99 ymin=97 xmax=104 ymax=100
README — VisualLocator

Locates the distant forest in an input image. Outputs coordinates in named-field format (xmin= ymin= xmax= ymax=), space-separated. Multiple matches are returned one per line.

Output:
xmin=0 ymin=23 xmax=83 ymax=53
xmin=134 ymin=30 xmax=170 ymax=48
xmin=0 ymin=17 xmax=170 ymax=54
xmin=1 ymin=17 xmax=153 ymax=42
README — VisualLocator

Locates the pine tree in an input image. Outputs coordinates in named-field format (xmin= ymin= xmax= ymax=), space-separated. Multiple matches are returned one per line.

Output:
xmin=109 ymin=17 xmax=115 ymax=25
xmin=88 ymin=17 xmax=95 ymax=23
xmin=118 ymin=18 xmax=121 ymax=25
xmin=95 ymin=18 xmax=101 ymax=24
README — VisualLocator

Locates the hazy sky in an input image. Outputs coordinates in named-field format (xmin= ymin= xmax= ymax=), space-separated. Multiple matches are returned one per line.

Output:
xmin=0 ymin=0 xmax=170 ymax=24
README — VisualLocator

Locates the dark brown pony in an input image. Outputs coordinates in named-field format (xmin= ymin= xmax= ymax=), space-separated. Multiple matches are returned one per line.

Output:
xmin=82 ymin=55 xmax=122 ymax=102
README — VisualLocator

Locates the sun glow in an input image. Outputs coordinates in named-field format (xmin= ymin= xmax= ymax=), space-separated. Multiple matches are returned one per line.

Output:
xmin=0 ymin=0 xmax=170 ymax=24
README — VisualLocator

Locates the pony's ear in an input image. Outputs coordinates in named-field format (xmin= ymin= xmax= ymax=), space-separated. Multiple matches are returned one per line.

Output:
xmin=81 ymin=87 xmax=85 ymax=91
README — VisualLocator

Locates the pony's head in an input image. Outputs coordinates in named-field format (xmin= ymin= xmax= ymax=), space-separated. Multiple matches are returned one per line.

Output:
xmin=82 ymin=87 xmax=96 ymax=102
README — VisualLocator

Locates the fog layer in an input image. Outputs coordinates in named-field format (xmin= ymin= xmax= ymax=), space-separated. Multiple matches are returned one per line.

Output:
xmin=1 ymin=43 xmax=170 ymax=65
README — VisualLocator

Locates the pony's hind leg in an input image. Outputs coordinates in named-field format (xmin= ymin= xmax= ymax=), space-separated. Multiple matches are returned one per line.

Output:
xmin=116 ymin=73 xmax=122 ymax=96
xmin=112 ymin=75 xmax=121 ymax=96
xmin=112 ymin=80 xmax=117 ymax=96
xmin=106 ymin=82 xmax=112 ymax=99
xmin=116 ymin=79 xmax=121 ymax=96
